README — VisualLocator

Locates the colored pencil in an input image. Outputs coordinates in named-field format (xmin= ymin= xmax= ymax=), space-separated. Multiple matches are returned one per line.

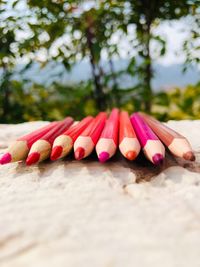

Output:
xmin=74 ymin=112 xmax=107 ymax=160
xmin=139 ymin=112 xmax=195 ymax=161
xmin=96 ymin=108 xmax=119 ymax=162
xmin=119 ymin=111 xmax=141 ymax=160
xmin=130 ymin=113 xmax=165 ymax=165
xmin=26 ymin=117 xmax=73 ymax=165
xmin=0 ymin=121 xmax=58 ymax=164
xmin=50 ymin=116 xmax=94 ymax=160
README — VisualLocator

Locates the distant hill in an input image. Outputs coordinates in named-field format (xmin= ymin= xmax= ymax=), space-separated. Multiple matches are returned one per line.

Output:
xmin=13 ymin=59 xmax=200 ymax=92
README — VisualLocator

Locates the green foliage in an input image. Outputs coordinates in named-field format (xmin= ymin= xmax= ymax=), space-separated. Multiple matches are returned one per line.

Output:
xmin=10 ymin=0 xmax=199 ymax=111
xmin=1 ymin=78 xmax=200 ymax=123
xmin=152 ymin=82 xmax=200 ymax=121
xmin=124 ymin=0 xmax=199 ymax=111
xmin=183 ymin=11 xmax=200 ymax=70
xmin=0 ymin=0 xmax=200 ymax=123
xmin=0 ymin=79 xmax=98 ymax=123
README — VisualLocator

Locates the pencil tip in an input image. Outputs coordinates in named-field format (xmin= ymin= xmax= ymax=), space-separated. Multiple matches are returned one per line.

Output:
xmin=0 ymin=153 xmax=12 ymax=164
xmin=26 ymin=152 xmax=40 ymax=165
xmin=74 ymin=147 xmax=85 ymax=160
xmin=125 ymin=151 xmax=136 ymax=161
xmin=183 ymin=151 xmax=195 ymax=161
xmin=98 ymin=152 xmax=110 ymax=163
xmin=152 ymin=153 xmax=164 ymax=165
xmin=51 ymin=146 xmax=63 ymax=161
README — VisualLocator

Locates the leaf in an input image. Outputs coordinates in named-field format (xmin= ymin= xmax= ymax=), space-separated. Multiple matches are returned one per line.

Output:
xmin=12 ymin=0 xmax=19 ymax=8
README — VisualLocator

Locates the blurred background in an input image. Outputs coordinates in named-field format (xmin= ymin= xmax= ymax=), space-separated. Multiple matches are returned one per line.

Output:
xmin=0 ymin=0 xmax=199 ymax=123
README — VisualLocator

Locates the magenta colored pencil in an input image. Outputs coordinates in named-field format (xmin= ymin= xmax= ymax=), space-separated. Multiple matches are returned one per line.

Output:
xmin=130 ymin=113 xmax=165 ymax=165
xmin=96 ymin=108 xmax=119 ymax=162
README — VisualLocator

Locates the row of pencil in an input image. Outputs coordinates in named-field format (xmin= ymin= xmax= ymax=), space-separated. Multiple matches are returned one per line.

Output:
xmin=0 ymin=109 xmax=195 ymax=166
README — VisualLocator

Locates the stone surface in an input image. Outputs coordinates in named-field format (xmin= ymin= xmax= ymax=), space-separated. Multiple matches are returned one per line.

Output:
xmin=0 ymin=120 xmax=200 ymax=267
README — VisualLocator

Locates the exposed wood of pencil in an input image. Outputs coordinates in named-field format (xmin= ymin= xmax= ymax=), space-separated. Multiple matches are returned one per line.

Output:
xmin=19 ymin=121 xmax=58 ymax=148
xmin=139 ymin=112 xmax=195 ymax=161
xmin=51 ymin=116 xmax=94 ymax=160
xmin=74 ymin=112 xmax=107 ymax=159
xmin=119 ymin=111 xmax=141 ymax=160
xmin=26 ymin=117 xmax=73 ymax=164
xmin=96 ymin=108 xmax=119 ymax=162
xmin=0 ymin=121 xmax=59 ymax=164
xmin=96 ymin=138 xmax=117 ymax=162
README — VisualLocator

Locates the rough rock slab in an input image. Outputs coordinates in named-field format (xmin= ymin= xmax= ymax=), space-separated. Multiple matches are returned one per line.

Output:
xmin=0 ymin=120 xmax=200 ymax=267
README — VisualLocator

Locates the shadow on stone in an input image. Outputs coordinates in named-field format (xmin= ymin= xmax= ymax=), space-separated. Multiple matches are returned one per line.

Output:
xmin=11 ymin=150 xmax=200 ymax=184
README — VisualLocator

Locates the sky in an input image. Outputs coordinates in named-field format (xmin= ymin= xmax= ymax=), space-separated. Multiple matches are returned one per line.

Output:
xmin=3 ymin=0 xmax=198 ymax=89
xmin=75 ymin=1 xmax=192 ymax=66
xmin=49 ymin=19 xmax=191 ymax=66
xmin=152 ymin=21 xmax=188 ymax=66
xmin=2 ymin=0 xmax=197 ymax=67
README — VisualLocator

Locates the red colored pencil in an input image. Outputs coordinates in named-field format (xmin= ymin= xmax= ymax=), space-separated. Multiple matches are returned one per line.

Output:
xmin=50 ymin=116 xmax=94 ymax=160
xmin=74 ymin=112 xmax=107 ymax=160
xmin=119 ymin=111 xmax=141 ymax=160
xmin=0 ymin=121 xmax=58 ymax=164
xmin=139 ymin=112 xmax=195 ymax=161
xmin=130 ymin=113 xmax=165 ymax=165
xmin=96 ymin=108 xmax=119 ymax=162
xmin=26 ymin=117 xmax=73 ymax=165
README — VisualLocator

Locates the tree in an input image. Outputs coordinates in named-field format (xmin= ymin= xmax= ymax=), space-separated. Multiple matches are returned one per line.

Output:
xmin=0 ymin=0 xmax=199 ymax=121
xmin=183 ymin=5 xmax=200 ymax=69
xmin=22 ymin=0 xmax=125 ymax=110
xmin=0 ymin=0 xmax=23 ymax=121
xmin=126 ymin=0 xmax=199 ymax=112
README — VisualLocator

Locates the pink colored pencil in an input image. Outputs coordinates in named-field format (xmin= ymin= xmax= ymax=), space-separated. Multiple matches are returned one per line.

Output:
xmin=130 ymin=113 xmax=165 ymax=165
xmin=139 ymin=112 xmax=195 ymax=161
xmin=0 ymin=121 xmax=58 ymax=164
xmin=74 ymin=112 xmax=107 ymax=160
xmin=50 ymin=116 xmax=94 ymax=160
xmin=96 ymin=108 xmax=119 ymax=162
xmin=26 ymin=117 xmax=73 ymax=165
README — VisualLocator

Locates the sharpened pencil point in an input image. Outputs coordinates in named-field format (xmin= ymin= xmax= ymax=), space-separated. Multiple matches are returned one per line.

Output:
xmin=183 ymin=151 xmax=195 ymax=161
xmin=51 ymin=146 xmax=63 ymax=161
xmin=26 ymin=152 xmax=40 ymax=165
xmin=0 ymin=153 xmax=12 ymax=164
xmin=98 ymin=152 xmax=110 ymax=163
xmin=152 ymin=153 xmax=164 ymax=165
xmin=125 ymin=151 xmax=136 ymax=161
xmin=74 ymin=147 xmax=85 ymax=160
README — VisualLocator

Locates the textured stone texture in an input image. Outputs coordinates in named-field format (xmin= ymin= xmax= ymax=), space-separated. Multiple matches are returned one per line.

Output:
xmin=0 ymin=120 xmax=200 ymax=267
